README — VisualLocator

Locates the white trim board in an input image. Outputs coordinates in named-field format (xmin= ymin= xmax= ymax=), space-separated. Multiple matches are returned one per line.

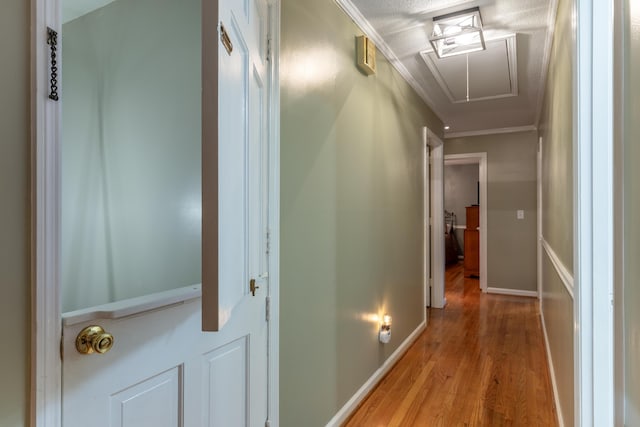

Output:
xmin=537 ymin=136 xmax=543 ymax=302
xmin=32 ymin=0 xmax=63 ymax=425
xmin=267 ymin=2 xmax=281 ymax=426
xmin=423 ymin=127 xmax=431 ymax=310
xmin=541 ymin=238 xmax=574 ymax=299
xmin=486 ymin=288 xmax=538 ymax=298
xmin=325 ymin=320 xmax=427 ymax=427
xmin=540 ymin=310 xmax=566 ymax=427
xmin=574 ymin=0 xmax=615 ymax=423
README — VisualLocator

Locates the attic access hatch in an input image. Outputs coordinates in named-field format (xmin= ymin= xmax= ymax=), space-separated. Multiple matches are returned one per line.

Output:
xmin=420 ymin=34 xmax=518 ymax=104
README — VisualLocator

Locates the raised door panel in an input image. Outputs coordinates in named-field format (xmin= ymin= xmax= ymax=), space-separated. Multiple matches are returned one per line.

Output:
xmin=110 ymin=367 xmax=181 ymax=427
xmin=203 ymin=338 xmax=248 ymax=426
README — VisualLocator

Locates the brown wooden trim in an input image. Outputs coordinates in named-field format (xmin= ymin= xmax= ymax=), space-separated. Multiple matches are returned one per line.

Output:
xmin=202 ymin=0 xmax=220 ymax=331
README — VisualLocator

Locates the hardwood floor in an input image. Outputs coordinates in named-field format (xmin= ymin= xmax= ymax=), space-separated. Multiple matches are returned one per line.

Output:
xmin=344 ymin=263 xmax=558 ymax=427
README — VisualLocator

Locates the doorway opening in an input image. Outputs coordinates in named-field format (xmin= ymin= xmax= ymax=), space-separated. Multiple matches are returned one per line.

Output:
xmin=438 ymin=152 xmax=488 ymax=293
xmin=444 ymin=161 xmax=480 ymax=285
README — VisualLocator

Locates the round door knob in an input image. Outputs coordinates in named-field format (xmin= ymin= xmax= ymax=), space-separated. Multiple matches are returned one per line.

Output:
xmin=76 ymin=325 xmax=115 ymax=355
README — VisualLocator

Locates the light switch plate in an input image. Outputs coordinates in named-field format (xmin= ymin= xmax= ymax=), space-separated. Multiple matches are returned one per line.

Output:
xmin=517 ymin=210 xmax=524 ymax=220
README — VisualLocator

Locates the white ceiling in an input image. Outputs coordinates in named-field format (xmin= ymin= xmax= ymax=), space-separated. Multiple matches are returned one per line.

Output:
xmin=340 ymin=0 xmax=556 ymax=136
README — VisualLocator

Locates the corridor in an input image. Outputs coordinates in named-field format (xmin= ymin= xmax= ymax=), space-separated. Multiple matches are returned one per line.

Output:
xmin=345 ymin=263 xmax=558 ymax=426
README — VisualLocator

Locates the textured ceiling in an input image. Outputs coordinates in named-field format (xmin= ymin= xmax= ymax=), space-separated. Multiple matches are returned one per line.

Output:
xmin=345 ymin=0 xmax=555 ymax=135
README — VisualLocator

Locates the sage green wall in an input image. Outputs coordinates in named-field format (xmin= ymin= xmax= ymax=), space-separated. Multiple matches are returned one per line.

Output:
xmin=538 ymin=0 xmax=574 ymax=424
xmin=0 ymin=1 xmax=30 ymax=426
xmin=542 ymin=255 xmax=574 ymax=425
xmin=539 ymin=0 xmax=573 ymax=271
xmin=280 ymin=0 xmax=442 ymax=424
xmin=444 ymin=131 xmax=537 ymax=291
xmin=624 ymin=0 xmax=640 ymax=423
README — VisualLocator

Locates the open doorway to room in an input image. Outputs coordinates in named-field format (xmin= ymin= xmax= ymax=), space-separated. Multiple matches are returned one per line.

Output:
xmin=444 ymin=162 xmax=480 ymax=277
xmin=440 ymin=153 xmax=488 ymax=296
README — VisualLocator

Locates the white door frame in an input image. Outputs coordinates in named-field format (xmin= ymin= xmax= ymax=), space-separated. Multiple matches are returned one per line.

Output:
xmin=31 ymin=0 xmax=62 ymax=424
xmin=30 ymin=1 xmax=281 ymax=425
xmin=573 ymin=0 xmax=615 ymax=424
xmin=427 ymin=130 xmax=445 ymax=309
xmin=443 ymin=153 xmax=488 ymax=293
xmin=537 ymin=137 xmax=543 ymax=302
xmin=266 ymin=2 xmax=281 ymax=425
xmin=423 ymin=127 xmax=430 ymax=309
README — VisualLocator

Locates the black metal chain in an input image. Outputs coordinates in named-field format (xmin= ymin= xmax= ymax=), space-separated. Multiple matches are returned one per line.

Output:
xmin=47 ymin=27 xmax=59 ymax=101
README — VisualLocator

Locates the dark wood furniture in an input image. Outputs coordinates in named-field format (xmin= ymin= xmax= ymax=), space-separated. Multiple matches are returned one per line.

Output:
xmin=464 ymin=205 xmax=480 ymax=278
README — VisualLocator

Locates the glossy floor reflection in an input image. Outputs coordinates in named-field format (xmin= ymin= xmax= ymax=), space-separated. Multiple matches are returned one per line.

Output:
xmin=344 ymin=262 xmax=558 ymax=426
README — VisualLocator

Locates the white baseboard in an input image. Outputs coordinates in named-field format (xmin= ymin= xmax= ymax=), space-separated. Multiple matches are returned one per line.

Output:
xmin=325 ymin=320 xmax=427 ymax=426
xmin=540 ymin=311 xmax=565 ymax=427
xmin=486 ymin=287 xmax=538 ymax=298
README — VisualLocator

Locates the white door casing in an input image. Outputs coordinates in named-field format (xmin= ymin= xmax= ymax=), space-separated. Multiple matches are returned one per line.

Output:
xmin=427 ymin=130 xmax=445 ymax=309
xmin=32 ymin=0 xmax=280 ymax=425
xmin=423 ymin=127 xmax=431 ymax=309
xmin=573 ymin=0 xmax=615 ymax=424
xmin=443 ymin=152 xmax=488 ymax=293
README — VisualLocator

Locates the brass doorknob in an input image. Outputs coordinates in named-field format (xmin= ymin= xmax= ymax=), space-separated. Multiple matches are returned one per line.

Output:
xmin=76 ymin=325 xmax=114 ymax=355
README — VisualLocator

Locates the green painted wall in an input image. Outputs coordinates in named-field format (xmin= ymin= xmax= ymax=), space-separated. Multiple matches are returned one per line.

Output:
xmin=444 ymin=131 xmax=538 ymax=292
xmin=280 ymin=0 xmax=442 ymax=425
xmin=0 ymin=1 xmax=30 ymax=426
xmin=538 ymin=0 xmax=574 ymax=424
xmin=539 ymin=0 xmax=573 ymax=271
xmin=624 ymin=0 xmax=640 ymax=423
xmin=542 ymin=255 xmax=574 ymax=425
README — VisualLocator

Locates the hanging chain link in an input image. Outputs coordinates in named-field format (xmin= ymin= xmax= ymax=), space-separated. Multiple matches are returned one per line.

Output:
xmin=47 ymin=27 xmax=59 ymax=101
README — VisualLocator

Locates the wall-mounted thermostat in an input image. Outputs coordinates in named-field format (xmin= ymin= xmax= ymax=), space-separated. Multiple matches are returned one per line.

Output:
xmin=356 ymin=35 xmax=376 ymax=75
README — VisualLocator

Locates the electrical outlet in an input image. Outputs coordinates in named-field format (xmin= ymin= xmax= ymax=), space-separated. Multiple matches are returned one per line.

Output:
xmin=517 ymin=210 xmax=525 ymax=220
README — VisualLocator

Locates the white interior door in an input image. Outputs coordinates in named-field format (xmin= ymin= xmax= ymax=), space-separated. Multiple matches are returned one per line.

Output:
xmin=59 ymin=0 xmax=270 ymax=425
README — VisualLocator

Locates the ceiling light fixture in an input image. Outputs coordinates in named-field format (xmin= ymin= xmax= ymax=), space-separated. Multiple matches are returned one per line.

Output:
xmin=429 ymin=7 xmax=485 ymax=59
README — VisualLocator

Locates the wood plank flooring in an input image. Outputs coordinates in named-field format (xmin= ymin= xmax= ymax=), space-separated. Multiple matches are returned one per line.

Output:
xmin=344 ymin=262 xmax=558 ymax=427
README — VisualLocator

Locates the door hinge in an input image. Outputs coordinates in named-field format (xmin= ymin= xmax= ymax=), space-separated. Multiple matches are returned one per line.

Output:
xmin=265 ymin=296 xmax=271 ymax=322
xmin=265 ymin=419 xmax=271 ymax=427
xmin=266 ymin=229 xmax=271 ymax=255
xmin=60 ymin=332 xmax=64 ymax=361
